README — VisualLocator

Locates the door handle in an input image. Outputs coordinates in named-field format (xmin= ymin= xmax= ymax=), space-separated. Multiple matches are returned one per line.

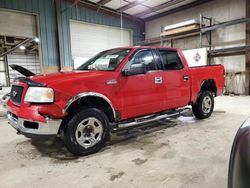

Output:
xmin=183 ymin=75 xmax=189 ymax=81
xmin=155 ymin=76 xmax=163 ymax=84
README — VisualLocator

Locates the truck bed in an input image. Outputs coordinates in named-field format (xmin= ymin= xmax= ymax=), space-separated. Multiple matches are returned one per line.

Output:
xmin=189 ymin=64 xmax=225 ymax=103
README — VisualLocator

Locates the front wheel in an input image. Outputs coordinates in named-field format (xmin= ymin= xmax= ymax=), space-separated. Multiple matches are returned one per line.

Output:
xmin=192 ymin=91 xmax=214 ymax=119
xmin=64 ymin=108 xmax=110 ymax=155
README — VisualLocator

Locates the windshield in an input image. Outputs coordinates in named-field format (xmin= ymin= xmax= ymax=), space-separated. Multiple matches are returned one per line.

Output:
xmin=77 ymin=48 xmax=131 ymax=71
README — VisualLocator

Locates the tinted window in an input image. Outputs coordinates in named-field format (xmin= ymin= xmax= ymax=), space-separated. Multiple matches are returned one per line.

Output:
xmin=129 ymin=50 xmax=157 ymax=71
xmin=159 ymin=50 xmax=183 ymax=70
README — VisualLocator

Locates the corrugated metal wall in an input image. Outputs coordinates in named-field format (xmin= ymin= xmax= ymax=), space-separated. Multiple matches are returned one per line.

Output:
xmin=60 ymin=1 xmax=143 ymax=66
xmin=8 ymin=54 xmax=40 ymax=83
xmin=0 ymin=57 xmax=6 ymax=86
xmin=0 ymin=0 xmax=58 ymax=68
xmin=0 ymin=0 xmax=143 ymax=69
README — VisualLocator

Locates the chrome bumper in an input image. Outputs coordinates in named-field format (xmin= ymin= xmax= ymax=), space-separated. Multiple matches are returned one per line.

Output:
xmin=7 ymin=112 xmax=62 ymax=136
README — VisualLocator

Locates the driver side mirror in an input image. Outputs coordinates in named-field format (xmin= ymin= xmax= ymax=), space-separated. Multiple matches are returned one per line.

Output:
xmin=122 ymin=63 xmax=146 ymax=76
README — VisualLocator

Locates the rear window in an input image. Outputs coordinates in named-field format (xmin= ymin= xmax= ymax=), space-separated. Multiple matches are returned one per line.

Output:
xmin=159 ymin=50 xmax=183 ymax=70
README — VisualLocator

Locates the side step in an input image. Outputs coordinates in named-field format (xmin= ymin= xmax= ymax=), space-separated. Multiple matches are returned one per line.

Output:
xmin=110 ymin=107 xmax=191 ymax=132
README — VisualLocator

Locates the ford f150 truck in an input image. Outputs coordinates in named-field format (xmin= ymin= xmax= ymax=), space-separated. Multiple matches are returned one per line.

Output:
xmin=6 ymin=46 xmax=224 ymax=155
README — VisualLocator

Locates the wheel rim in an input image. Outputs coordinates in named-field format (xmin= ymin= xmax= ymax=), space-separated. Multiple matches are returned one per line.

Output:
xmin=75 ymin=117 xmax=103 ymax=149
xmin=202 ymin=96 xmax=212 ymax=114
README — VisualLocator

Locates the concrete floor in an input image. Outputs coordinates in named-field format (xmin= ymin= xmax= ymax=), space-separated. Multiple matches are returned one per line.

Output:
xmin=0 ymin=96 xmax=249 ymax=188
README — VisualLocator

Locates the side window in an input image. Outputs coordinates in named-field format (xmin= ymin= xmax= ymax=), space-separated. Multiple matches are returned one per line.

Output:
xmin=129 ymin=50 xmax=157 ymax=71
xmin=159 ymin=50 xmax=183 ymax=70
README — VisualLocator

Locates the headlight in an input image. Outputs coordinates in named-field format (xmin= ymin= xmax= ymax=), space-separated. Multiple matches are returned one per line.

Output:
xmin=24 ymin=87 xmax=54 ymax=103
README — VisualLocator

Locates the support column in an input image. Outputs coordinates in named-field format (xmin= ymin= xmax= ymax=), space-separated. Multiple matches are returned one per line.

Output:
xmin=3 ymin=55 xmax=10 ymax=87
xmin=55 ymin=0 xmax=64 ymax=71
xmin=246 ymin=0 xmax=250 ymax=94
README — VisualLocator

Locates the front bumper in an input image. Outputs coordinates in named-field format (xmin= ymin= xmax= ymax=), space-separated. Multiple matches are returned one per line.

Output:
xmin=7 ymin=111 xmax=62 ymax=137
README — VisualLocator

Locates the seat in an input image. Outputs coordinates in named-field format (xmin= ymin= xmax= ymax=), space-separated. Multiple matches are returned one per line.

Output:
xmin=108 ymin=58 xmax=117 ymax=70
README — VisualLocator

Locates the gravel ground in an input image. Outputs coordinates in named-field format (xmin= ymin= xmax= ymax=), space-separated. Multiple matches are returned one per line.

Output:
xmin=0 ymin=96 xmax=249 ymax=188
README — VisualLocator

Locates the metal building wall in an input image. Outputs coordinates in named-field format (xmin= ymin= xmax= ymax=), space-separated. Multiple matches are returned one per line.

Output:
xmin=7 ymin=54 xmax=40 ymax=83
xmin=145 ymin=0 xmax=246 ymax=94
xmin=0 ymin=0 xmax=143 ymax=71
xmin=0 ymin=57 xmax=6 ymax=86
xmin=60 ymin=0 xmax=143 ymax=67
xmin=0 ymin=0 xmax=59 ymax=72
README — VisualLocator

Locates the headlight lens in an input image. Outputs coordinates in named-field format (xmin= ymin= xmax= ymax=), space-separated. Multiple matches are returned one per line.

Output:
xmin=24 ymin=87 xmax=54 ymax=103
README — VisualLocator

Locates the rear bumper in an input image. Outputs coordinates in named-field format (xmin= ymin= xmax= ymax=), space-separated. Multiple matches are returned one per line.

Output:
xmin=7 ymin=111 xmax=62 ymax=137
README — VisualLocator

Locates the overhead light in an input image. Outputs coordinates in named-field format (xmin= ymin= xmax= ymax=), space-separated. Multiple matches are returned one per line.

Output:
xmin=19 ymin=45 xmax=26 ymax=50
xmin=34 ymin=37 xmax=40 ymax=43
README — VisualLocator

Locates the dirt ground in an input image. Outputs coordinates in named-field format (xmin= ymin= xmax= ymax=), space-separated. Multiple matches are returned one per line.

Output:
xmin=0 ymin=96 xmax=249 ymax=188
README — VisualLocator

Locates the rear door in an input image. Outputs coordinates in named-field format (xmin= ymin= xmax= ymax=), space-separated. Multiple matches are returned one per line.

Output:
xmin=119 ymin=49 xmax=165 ymax=119
xmin=157 ymin=49 xmax=191 ymax=109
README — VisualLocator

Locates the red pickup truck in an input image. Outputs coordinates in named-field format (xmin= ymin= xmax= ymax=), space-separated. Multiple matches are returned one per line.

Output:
xmin=6 ymin=46 xmax=224 ymax=155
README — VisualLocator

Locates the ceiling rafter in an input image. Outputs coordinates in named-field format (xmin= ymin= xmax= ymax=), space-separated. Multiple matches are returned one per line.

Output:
xmin=75 ymin=0 xmax=214 ymax=22
xmin=76 ymin=0 xmax=144 ymax=23
xmin=134 ymin=0 xmax=186 ymax=18
xmin=97 ymin=0 xmax=112 ymax=6
xmin=117 ymin=0 xmax=147 ymax=12
xmin=144 ymin=0 xmax=214 ymax=21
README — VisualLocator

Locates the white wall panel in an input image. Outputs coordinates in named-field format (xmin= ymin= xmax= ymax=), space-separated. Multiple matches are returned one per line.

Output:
xmin=7 ymin=54 xmax=40 ymax=84
xmin=145 ymin=0 xmax=246 ymax=94
xmin=70 ymin=21 xmax=132 ymax=68
xmin=0 ymin=57 xmax=6 ymax=86
xmin=0 ymin=9 xmax=37 ymax=38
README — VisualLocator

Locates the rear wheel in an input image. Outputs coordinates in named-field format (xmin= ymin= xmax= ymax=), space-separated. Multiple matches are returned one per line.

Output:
xmin=64 ymin=108 xmax=110 ymax=155
xmin=192 ymin=91 xmax=214 ymax=119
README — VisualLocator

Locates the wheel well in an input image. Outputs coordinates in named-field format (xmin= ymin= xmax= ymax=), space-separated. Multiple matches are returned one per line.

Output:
xmin=65 ymin=96 xmax=115 ymax=122
xmin=200 ymin=79 xmax=217 ymax=96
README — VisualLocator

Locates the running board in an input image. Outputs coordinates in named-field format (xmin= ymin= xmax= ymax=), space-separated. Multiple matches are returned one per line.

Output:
xmin=110 ymin=108 xmax=191 ymax=132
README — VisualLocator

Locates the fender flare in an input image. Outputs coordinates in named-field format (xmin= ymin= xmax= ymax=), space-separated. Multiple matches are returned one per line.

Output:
xmin=200 ymin=79 xmax=217 ymax=93
xmin=63 ymin=92 xmax=116 ymax=119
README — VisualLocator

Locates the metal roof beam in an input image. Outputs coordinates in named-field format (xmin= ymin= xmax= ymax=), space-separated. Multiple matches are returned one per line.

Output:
xmin=202 ymin=17 xmax=250 ymax=33
xmin=0 ymin=38 xmax=32 ymax=57
xmin=144 ymin=0 xmax=214 ymax=21
xmin=77 ymin=0 xmax=144 ymax=23
xmin=97 ymin=0 xmax=112 ymax=6
xmin=117 ymin=0 xmax=147 ymax=12
xmin=209 ymin=45 xmax=250 ymax=57
xmin=135 ymin=0 xmax=186 ymax=18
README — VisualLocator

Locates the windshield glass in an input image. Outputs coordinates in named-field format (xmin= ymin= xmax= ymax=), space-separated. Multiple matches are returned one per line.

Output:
xmin=77 ymin=48 xmax=131 ymax=71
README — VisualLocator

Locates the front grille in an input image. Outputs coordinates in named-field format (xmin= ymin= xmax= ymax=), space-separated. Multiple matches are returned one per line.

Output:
xmin=10 ymin=85 xmax=24 ymax=104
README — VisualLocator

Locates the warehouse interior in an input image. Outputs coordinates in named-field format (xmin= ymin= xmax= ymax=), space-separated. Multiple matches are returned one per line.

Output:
xmin=0 ymin=0 xmax=250 ymax=187
xmin=0 ymin=0 xmax=249 ymax=94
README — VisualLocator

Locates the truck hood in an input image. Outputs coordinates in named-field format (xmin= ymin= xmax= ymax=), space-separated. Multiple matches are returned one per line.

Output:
xmin=30 ymin=71 xmax=115 ymax=86
xmin=9 ymin=64 xmax=36 ymax=77
xmin=9 ymin=64 xmax=115 ymax=85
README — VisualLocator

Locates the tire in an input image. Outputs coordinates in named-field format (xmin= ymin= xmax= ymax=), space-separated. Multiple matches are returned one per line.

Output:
xmin=192 ymin=91 xmax=214 ymax=119
xmin=63 ymin=108 xmax=110 ymax=156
